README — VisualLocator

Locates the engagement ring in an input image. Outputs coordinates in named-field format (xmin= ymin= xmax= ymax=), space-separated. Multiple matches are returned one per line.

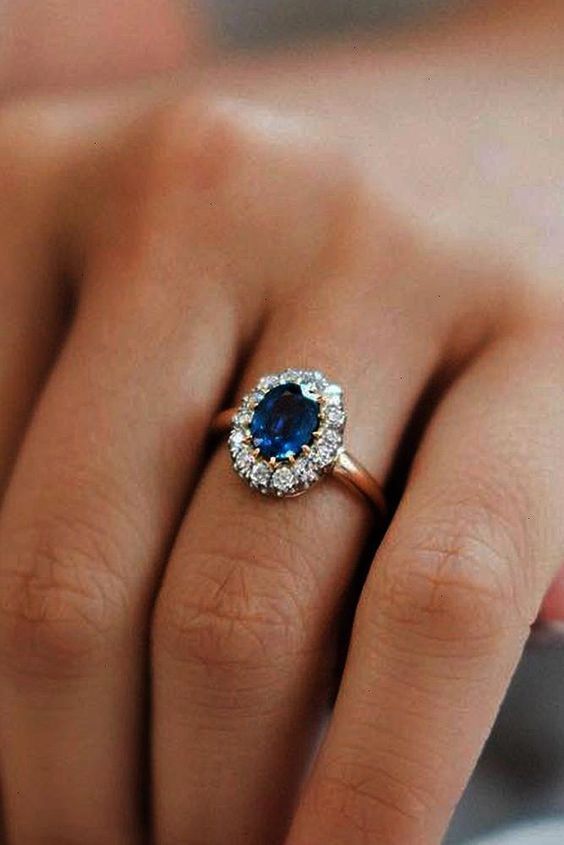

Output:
xmin=214 ymin=368 xmax=386 ymax=514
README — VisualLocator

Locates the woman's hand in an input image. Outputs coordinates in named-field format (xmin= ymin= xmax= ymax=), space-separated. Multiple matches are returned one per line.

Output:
xmin=0 ymin=60 xmax=563 ymax=845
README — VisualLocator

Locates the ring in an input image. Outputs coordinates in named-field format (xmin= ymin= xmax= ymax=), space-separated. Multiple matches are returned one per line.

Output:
xmin=213 ymin=368 xmax=387 ymax=515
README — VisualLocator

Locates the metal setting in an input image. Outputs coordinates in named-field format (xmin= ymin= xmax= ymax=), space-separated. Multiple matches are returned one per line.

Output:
xmin=214 ymin=368 xmax=386 ymax=515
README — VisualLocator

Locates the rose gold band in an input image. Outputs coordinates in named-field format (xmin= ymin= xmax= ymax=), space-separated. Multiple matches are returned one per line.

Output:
xmin=332 ymin=449 xmax=387 ymax=515
xmin=213 ymin=409 xmax=387 ymax=516
xmin=213 ymin=408 xmax=240 ymax=433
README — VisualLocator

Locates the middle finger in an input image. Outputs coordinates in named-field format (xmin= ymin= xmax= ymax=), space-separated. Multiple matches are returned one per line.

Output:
xmin=0 ymin=133 xmax=243 ymax=842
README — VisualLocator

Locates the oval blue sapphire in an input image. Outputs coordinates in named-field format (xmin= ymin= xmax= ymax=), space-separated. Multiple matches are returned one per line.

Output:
xmin=250 ymin=383 xmax=320 ymax=460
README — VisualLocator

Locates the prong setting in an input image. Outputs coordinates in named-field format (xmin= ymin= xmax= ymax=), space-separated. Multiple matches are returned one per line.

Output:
xmin=228 ymin=368 xmax=346 ymax=497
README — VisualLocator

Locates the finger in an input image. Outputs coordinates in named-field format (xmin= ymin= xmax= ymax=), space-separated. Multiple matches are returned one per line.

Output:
xmin=0 ymin=105 xmax=71 ymax=490
xmin=0 ymin=109 xmax=247 ymax=842
xmin=288 ymin=328 xmax=564 ymax=845
xmin=0 ymin=282 xmax=238 ymax=844
xmin=152 ymin=230 xmax=448 ymax=844
xmin=0 ymin=93 xmax=357 ymax=843
xmin=1 ymin=0 xmax=206 ymax=97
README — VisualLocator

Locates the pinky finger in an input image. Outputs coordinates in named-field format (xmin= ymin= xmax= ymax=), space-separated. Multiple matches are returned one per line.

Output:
xmin=288 ymin=327 xmax=564 ymax=845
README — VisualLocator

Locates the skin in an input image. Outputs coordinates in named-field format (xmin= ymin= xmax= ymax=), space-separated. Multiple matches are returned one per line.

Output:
xmin=0 ymin=1 xmax=564 ymax=843
xmin=0 ymin=0 xmax=208 ymax=97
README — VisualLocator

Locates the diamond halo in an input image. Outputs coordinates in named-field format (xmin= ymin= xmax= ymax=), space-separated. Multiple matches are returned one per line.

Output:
xmin=228 ymin=369 xmax=346 ymax=497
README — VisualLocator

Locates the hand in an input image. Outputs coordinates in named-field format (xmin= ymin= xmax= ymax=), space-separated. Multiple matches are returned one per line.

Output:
xmin=0 ymin=72 xmax=563 ymax=845
xmin=0 ymin=0 xmax=207 ymax=97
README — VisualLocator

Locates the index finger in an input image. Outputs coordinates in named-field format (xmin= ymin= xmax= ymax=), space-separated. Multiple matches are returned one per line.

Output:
xmin=288 ymin=329 xmax=564 ymax=844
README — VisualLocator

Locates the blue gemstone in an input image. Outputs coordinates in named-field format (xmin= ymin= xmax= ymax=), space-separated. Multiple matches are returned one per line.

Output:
xmin=250 ymin=383 xmax=320 ymax=460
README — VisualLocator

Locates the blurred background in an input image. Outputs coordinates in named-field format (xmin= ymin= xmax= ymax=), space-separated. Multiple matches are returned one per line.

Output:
xmin=1 ymin=0 xmax=564 ymax=842
xmin=209 ymin=0 xmax=461 ymax=48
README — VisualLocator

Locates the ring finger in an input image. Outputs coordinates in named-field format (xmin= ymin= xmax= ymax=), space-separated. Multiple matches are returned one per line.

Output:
xmin=152 ymin=250 xmax=449 ymax=844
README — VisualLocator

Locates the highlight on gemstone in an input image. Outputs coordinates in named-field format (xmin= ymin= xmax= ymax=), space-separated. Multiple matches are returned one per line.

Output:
xmin=250 ymin=383 xmax=320 ymax=460
xmin=228 ymin=368 xmax=346 ymax=497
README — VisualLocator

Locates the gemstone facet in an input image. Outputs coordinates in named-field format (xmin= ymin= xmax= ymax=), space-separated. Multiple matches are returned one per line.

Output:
xmin=250 ymin=383 xmax=320 ymax=460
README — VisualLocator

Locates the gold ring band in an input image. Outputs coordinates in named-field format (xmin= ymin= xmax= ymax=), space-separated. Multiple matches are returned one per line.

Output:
xmin=214 ymin=407 xmax=386 ymax=515
xmin=331 ymin=448 xmax=387 ymax=515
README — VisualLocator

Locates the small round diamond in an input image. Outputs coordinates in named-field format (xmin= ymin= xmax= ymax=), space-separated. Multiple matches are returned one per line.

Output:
xmin=235 ymin=449 xmax=254 ymax=476
xmin=271 ymin=466 xmax=295 ymax=495
xmin=323 ymin=384 xmax=343 ymax=405
xmin=310 ymin=371 xmax=328 ymax=389
xmin=314 ymin=447 xmax=331 ymax=466
xmin=249 ymin=390 xmax=264 ymax=407
xmin=312 ymin=436 xmax=341 ymax=469
xmin=258 ymin=375 xmax=278 ymax=392
xmin=325 ymin=405 xmax=346 ymax=426
xmin=229 ymin=429 xmax=247 ymax=454
xmin=250 ymin=462 xmax=271 ymax=489
xmin=294 ymin=457 xmax=318 ymax=486
xmin=281 ymin=368 xmax=304 ymax=383
xmin=322 ymin=429 xmax=341 ymax=447
xmin=301 ymin=381 xmax=321 ymax=400
xmin=235 ymin=410 xmax=252 ymax=427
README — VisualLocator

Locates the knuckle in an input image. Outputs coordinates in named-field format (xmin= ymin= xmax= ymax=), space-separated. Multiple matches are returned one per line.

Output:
xmin=0 ymin=122 xmax=42 ymax=229
xmin=154 ymin=542 xmax=314 ymax=673
xmin=377 ymin=498 xmax=531 ymax=649
xmin=143 ymin=93 xmax=350 ymax=203
xmin=100 ymin=96 xmax=261 ymax=289
xmin=116 ymin=96 xmax=259 ymax=235
xmin=0 ymin=517 xmax=130 ymax=678
xmin=113 ymin=94 xmax=362 ymax=288
xmin=0 ymin=102 xmax=41 ymax=166
xmin=146 ymin=95 xmax=255 ymax=193
xmin=0 ymin=101 xmax=65 ymax=191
